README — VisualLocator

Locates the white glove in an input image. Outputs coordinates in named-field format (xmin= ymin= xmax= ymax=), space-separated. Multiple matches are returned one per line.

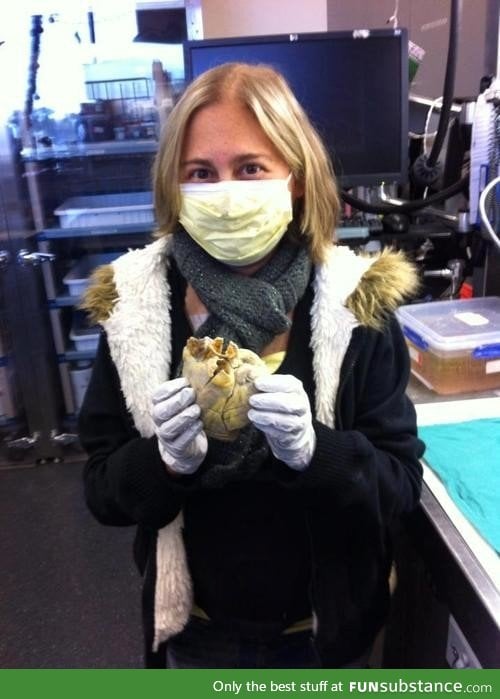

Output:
xmin=247 ymin=374 xmax=316 ymax=471
xmin=151 ymin=377 xmax=208 ymax=475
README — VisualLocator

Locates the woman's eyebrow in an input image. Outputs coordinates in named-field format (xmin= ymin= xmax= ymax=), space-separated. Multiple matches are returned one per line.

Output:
xmin=233 ymin=152 xmax=272 ymax=164
xmin=180 ymin=158 xmax=214 ymax=167
xmin=180 ymin=153 xmax=273 ymax=167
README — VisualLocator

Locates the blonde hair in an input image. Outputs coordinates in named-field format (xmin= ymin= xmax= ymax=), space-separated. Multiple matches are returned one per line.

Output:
xmin=153 ymin=62 xmax=340 ymax=263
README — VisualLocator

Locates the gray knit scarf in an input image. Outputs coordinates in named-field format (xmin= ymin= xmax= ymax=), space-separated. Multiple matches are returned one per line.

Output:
xmin=171 ymin=225 xmax=312 ymax=354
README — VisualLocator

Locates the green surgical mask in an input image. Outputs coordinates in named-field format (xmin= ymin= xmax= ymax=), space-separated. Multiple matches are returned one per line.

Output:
xmin=179 ymin=175 xmax=293 ymax=266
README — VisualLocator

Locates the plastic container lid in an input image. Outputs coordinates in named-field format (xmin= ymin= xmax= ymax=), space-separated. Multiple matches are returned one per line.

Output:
xmin=54 ymin=191 xmax=152 ymax=216
xmin=396 ymin=296 xmax=500 ymax=354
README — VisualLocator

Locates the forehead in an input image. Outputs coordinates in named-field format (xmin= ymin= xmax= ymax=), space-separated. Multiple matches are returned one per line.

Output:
xmin=181 ymin=99 xmax=281 ymax=158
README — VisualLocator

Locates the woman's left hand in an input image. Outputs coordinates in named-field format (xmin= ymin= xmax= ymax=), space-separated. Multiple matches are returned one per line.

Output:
xmin=248 ymin=374 xmax=316 ymax=471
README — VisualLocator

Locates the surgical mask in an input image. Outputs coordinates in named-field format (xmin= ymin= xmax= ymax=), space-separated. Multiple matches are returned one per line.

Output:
xmin=179 ymin=175 xmax=293 ymax=266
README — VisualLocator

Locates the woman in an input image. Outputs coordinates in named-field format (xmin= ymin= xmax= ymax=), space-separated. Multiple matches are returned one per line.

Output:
xmin=79 ymin=62 xmax=424 ymax=669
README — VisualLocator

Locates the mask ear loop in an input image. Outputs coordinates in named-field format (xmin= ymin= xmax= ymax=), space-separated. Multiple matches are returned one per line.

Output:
xmin=284 ymin=172 xmax=295 ymax=199
xmin=288 ymin=170 xmax=306 ymax=201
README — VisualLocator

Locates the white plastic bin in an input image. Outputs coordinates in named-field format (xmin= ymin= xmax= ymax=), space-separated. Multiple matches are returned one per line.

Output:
xmin=70 ymin=313 xmax=100 ymax=352
xmin=63 ymin=252 xmax=121 ymax=297
xmin=54 ymin=191 xmax=154 ymax=228
xmin=70 ymin=327 xmax=100 ymax=352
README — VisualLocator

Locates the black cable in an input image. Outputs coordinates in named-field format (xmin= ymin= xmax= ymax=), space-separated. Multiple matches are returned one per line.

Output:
xmin=410 ymin=0 xmax=462 ymax=187
xmin=23 ymin=15 xmax=43 ymax=142
xmin=427 ymin=0 xmax=461 ymax=167
xmin=88 ymin=11 xmax=96 ymax=44
xmin=341 ymin=174 xmax=468 ymax=215
xmin=342 ymin=1 xmax=464 ymax=210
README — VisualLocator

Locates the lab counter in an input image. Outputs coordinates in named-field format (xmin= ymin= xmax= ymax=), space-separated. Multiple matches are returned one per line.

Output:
xmin=385 ymin=378 xmax=500 ymax=667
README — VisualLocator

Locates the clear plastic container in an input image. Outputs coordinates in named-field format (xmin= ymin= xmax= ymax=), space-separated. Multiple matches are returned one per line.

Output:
xmin=54 ymin=191 xmax=153 ymax=228
xmin=396 ymin=296 xmax=500 ymax=395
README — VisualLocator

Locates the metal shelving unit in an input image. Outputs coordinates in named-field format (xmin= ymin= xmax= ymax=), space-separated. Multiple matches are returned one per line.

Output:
xmin=0 ymin=7 xmax=193 ymax=466
xmin=17 ymin=125 xmax=158 ymax=450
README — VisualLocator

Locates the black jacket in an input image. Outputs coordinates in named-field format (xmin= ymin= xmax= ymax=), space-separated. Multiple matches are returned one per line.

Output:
xmin=79 ymin=254 xmax=424 ymax=667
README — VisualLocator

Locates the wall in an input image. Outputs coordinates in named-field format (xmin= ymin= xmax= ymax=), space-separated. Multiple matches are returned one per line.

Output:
xmin=200 ymin=0 xmax=327 ymax=38
xmin=326 ymin=0 xmax=499 ymax=99
xmin=194 ymin=0 xmax=498 ymax=98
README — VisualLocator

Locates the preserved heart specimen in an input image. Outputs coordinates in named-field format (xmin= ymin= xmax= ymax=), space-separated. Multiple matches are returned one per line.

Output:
xmin=182 ymin=336 xmax=269 ymax=441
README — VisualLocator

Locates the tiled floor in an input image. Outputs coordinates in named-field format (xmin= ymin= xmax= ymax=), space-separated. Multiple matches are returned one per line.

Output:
xmin=0 ymin=460 xmax=143 ymax=668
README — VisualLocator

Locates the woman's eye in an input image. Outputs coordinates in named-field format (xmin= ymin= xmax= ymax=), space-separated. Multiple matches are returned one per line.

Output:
xmin=187 ymin=168 xmax=212 ymax=181
xmin=241 ymin=163 xmax=263 ymax=177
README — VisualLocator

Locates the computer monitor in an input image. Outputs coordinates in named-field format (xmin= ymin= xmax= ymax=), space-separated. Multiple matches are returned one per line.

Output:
xmin=183 ymin=29 xmax=409 ymax=187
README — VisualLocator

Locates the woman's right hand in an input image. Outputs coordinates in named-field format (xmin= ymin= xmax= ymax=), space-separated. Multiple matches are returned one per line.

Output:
xmin=151 ymin=377 xmax=208 ymax=475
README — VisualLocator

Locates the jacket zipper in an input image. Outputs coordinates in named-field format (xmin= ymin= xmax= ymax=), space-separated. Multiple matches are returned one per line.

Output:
xmin=306 ymin=335 xmax=361 ymax=629
xmin=333 ymin=343 xmax=360 ymax=431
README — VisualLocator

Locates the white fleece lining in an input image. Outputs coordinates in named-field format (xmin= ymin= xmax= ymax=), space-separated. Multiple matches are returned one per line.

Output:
xmin=102 ymin=239 xmax=377 ymax=651
xmin=311 ymin=246 xmax=375 ymax=428
xmin=103 ymin=237 xmax=193 ymax=652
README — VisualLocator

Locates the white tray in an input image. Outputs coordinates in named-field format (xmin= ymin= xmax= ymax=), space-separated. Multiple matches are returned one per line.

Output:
xmin=55 ymin=191 xmax=154 ymax=228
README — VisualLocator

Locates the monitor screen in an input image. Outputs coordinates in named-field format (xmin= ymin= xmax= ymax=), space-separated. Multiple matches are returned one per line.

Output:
xmin=183 ymin=29 xmax=409 ymax=187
